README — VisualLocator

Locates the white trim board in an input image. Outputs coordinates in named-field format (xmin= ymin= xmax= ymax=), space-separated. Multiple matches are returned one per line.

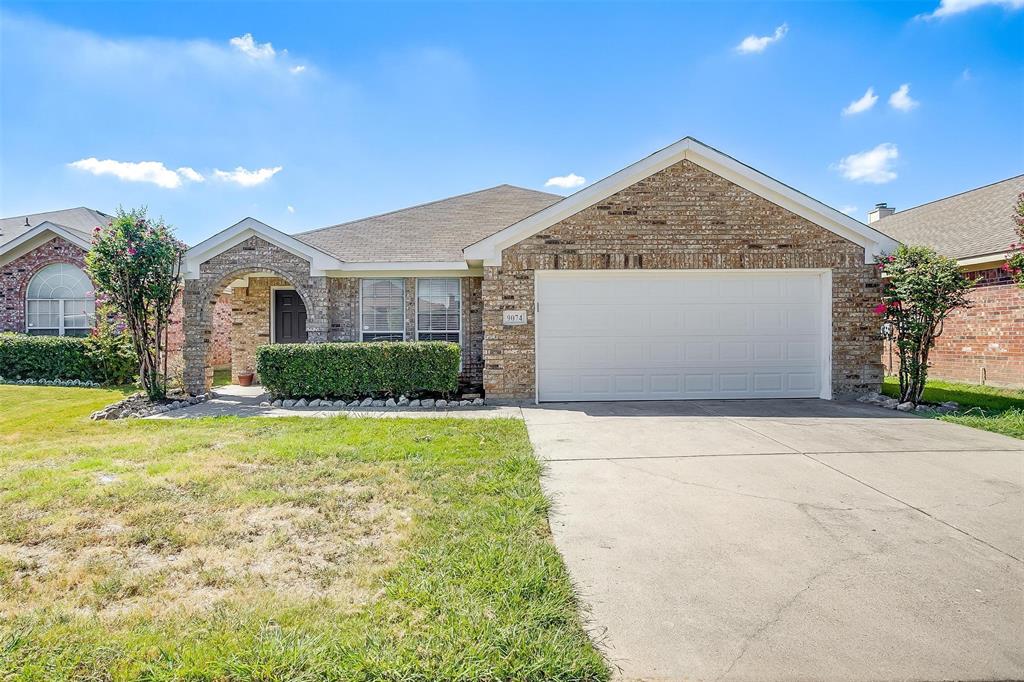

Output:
xmin=465 ymin=137 xmax=900 ymax=267
xmin=183 ymin=217 xmax=345 ymax=279
xmin=0 ymin=222 xmax=92 ymax=267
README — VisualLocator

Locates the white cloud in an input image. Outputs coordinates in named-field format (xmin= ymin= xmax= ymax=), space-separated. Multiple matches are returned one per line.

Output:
xmin=229 ymin=33 xmax=276 ymax=60
xmin=212 ymin=165 xmax=283 ymax=187
xmin=834 ymin=143 xmax=899 ymax=184
xmin=961 ymin=67 xmax=973 ymax=81
xmin=177 ymin=166 xmax=205 ymax=183
xmin=545 ymin=173 xmax=586 ymax=189
xmin=839 ymin=205 xmax=859 ymax=216
xmin=919 ymin=0 xmax=1023 ymax=19
xmin=735 ymin=23 xmax=788 ymax=54
xmin=889 ymin=84 xmax=919 ymax=111
xmin=290 ymin=65 xmax=306 ymax=74
xmin=69 ymin=158 xmax=193 ymax=188
xmin=842 ymin=87 xmax=878 ymax=116
xmin=287 ymin=205 xmax=295 ymax=213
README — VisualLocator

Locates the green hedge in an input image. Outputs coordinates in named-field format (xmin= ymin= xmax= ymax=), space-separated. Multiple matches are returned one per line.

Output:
xmin=0 ymin=333 xmax=102 ymax=382
xmin=256 ymin=341 xmax=461 ymax=399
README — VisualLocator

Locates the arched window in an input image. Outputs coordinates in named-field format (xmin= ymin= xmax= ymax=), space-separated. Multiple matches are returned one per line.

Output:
xmin=26 ymin=264 xmax=95 ymax=337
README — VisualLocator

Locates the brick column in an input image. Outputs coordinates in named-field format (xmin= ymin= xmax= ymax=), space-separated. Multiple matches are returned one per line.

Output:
xmin=182 ymin=278 xmax=212 ymax=394
xmin=305 ymin=275 xmax=330 ymax=342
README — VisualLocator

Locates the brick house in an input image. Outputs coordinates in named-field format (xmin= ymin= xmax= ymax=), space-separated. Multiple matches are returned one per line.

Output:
xmin=178 ymin=137 xmax=898 ymax=401
xmin=0 ymin=207 xmax=232 ymax=371
xmin=870 ymin=175 xmax=1024 ymax=389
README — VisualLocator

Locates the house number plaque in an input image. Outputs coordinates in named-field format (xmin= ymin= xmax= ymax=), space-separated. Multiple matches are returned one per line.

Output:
xmin=502 ymin=310 xmax=527 ymax=326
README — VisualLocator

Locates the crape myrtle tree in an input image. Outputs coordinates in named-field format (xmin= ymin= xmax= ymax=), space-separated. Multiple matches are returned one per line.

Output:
xmin=1005 ymin=191 xmax=1024 ymax=287
xmin=874 ymin=245 xmax=974 ymax=405
xmin=86 ymin=207 xmax=185 ymax=400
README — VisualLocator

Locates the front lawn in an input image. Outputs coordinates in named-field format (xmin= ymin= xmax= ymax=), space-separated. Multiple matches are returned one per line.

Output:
xmin=0 ymin=386 xmax=607 ymax=681
xmin=882 ymin=377 xmax=1024 ymax=440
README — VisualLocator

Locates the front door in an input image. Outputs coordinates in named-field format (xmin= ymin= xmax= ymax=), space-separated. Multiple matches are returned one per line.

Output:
xmin=273 ymin=289 xmax=308 ymax=343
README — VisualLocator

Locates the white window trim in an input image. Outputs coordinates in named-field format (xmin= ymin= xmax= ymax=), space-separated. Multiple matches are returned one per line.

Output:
xmin=24 ymin=264 xmax=95 ymax=337
xmin=359 ymin=278 xmax=406 ymax=341
xmin=25 ymin=297 xmax=94 ymax=336
xmin=415 ymin=277 xmax=462 ymax=345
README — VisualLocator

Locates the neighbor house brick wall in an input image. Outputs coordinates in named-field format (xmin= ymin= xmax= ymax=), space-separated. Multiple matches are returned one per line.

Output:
xmin=482 ymin=159 xmax=883 ymax=400
xmin=0 ymin=237 xmax=87 ymax=332
xmin=882 ymin=268 xmax=1023 ymax=388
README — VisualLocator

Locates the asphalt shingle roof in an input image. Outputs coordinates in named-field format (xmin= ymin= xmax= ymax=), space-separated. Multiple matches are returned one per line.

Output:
xmin=0 ymin=207 xmax=112 ymax=250
xmin=872 ymin=175 xmax=1024 ymax=260
xmin=295 ymin=185 xmax=563 ymax=262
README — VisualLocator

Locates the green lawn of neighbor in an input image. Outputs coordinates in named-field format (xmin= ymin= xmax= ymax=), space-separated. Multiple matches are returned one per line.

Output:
xmin=0 ymin=385 xmax=607 ymax=681
xmin=882 ymin=376 xmax=1024 ymax=440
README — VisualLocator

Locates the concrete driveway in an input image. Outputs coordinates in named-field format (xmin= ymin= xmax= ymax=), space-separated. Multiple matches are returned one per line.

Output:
xmin=523 ymin=399 xmax=1024 ymax=681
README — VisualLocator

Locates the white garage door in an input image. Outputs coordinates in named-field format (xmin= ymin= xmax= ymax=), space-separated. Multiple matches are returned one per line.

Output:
xmin=535 ymin=270 xmax=830 ymax=402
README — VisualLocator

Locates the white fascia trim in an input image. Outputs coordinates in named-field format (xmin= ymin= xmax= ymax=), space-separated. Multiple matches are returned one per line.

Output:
xmin=332 ymin=261 xmax=471 ymax=272
xmin=326 ymin=267 xmax=483 ymax=278
xmin=464 ymin=137 xmax=900 ymax=266
xmin=0 ymin=222 xmax=92 ymax=267
xmin=183 ymin=217 xmax=345 ymax=279
xmin=957 ymin=253 xmax=1009 ymax=269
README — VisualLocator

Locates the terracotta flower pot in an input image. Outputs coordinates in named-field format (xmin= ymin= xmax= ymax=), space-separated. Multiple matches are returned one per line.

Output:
xmin=238 ymin=372 xmax=254 ymax=387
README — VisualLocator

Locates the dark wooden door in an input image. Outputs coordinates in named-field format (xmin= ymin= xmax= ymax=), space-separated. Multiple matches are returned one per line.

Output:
xmin=274 ymin=289 xmax=308 ymax=343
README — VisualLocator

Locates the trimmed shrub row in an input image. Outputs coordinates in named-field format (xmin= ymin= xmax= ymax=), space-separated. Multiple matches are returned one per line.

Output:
xmin=0 ymin=333 xmax=103 ymax=383
xmin=256 ymin=341 xmax=461 ymax=399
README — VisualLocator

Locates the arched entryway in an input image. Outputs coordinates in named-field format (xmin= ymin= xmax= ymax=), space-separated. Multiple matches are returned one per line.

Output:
xmin=181 ymin=236 xmax=329 ymax=394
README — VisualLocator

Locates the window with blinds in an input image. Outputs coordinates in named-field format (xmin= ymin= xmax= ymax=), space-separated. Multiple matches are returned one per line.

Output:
xmin=416 ymin=278 xmax=460 ymax=344
xmin=26 ymin=263 xmax=95 ymax=337
xmin=360 ymin=278 xmax=405 ymax=341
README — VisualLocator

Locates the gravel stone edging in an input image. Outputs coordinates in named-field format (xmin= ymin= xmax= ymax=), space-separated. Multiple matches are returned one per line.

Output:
xmin=90 ymin=392 xmax=214 ymax=420
xmin=857 ymin=391 xmax=960 ymax=414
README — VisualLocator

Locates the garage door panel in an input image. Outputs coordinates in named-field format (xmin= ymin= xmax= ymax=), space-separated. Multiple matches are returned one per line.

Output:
xmin=536 ymin=272 xmax=827 ymax=401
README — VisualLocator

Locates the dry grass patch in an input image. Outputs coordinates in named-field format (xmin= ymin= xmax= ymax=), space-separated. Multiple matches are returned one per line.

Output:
xmin=0 ymin=386 xmax=607 ymax=681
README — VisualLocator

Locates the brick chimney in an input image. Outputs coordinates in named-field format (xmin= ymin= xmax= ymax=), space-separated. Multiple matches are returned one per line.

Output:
xmin=868 ymin=202 xmax=895 ymax=224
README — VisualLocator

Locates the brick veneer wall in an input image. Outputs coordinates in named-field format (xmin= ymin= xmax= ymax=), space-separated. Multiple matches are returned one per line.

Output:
xmin=882 ymin=268 xmax=1023 ymax=388
xmin=0 ymin=237 xmax=87 ymax=332
xmin=165 ymin=291 xmax=231 ymax=378
xmin=482 ymin=159 xmax=883 ymax=400
xmin=183 ymin=236 xmax=329 ymax=393
xmin=229 ymin=276 xmax=289 ymax=382
xmin=183 ymin=250 xmax=485 ymax=389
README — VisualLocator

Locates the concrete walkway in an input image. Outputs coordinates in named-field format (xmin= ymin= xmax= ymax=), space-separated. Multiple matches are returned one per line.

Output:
xmin=148 ymin=384 xmax=523 ymax=419
xmin=524 ymin=399 xmax=1024 ymax=682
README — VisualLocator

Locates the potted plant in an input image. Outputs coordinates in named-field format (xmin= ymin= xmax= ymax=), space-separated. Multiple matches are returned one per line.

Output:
xmin=238 ymin=370 xmax=255 ymax=387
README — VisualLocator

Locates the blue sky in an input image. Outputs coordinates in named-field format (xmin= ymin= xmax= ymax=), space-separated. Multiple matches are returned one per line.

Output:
xmin=1 ymin=1 xmax=1022 ymax=245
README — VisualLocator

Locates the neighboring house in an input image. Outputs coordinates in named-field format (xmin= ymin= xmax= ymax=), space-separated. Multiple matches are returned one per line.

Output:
xmin=0 ymin=207 xmax=233 ymax=370
xmin=179 ymin=137 xmax=897 ymax=402
xmin=871 ymin=175 xmax=1024 ymax=388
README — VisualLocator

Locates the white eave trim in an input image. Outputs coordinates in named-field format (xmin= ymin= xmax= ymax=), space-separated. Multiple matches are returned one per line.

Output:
xmin=182 ymin=217 xmax=345 ymax=279
xmin=464 ymin=137 xmax=901 ymax=266
xmin=331 ymin=261 xmax=471 ymax=272
xmin=0 ymin=222 xmax=92 ymax=267
xmin=957 ymin=252 xmax=1010 ymax=269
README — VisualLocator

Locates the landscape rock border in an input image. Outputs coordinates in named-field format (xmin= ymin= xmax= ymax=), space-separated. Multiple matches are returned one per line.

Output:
xmin=1 ymin=377 xmax=101 ymax=388
xmin=857 ymin=392 xmax=960 ymax=414
xmin=90 ymin=392 xmax=214 ymax=420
